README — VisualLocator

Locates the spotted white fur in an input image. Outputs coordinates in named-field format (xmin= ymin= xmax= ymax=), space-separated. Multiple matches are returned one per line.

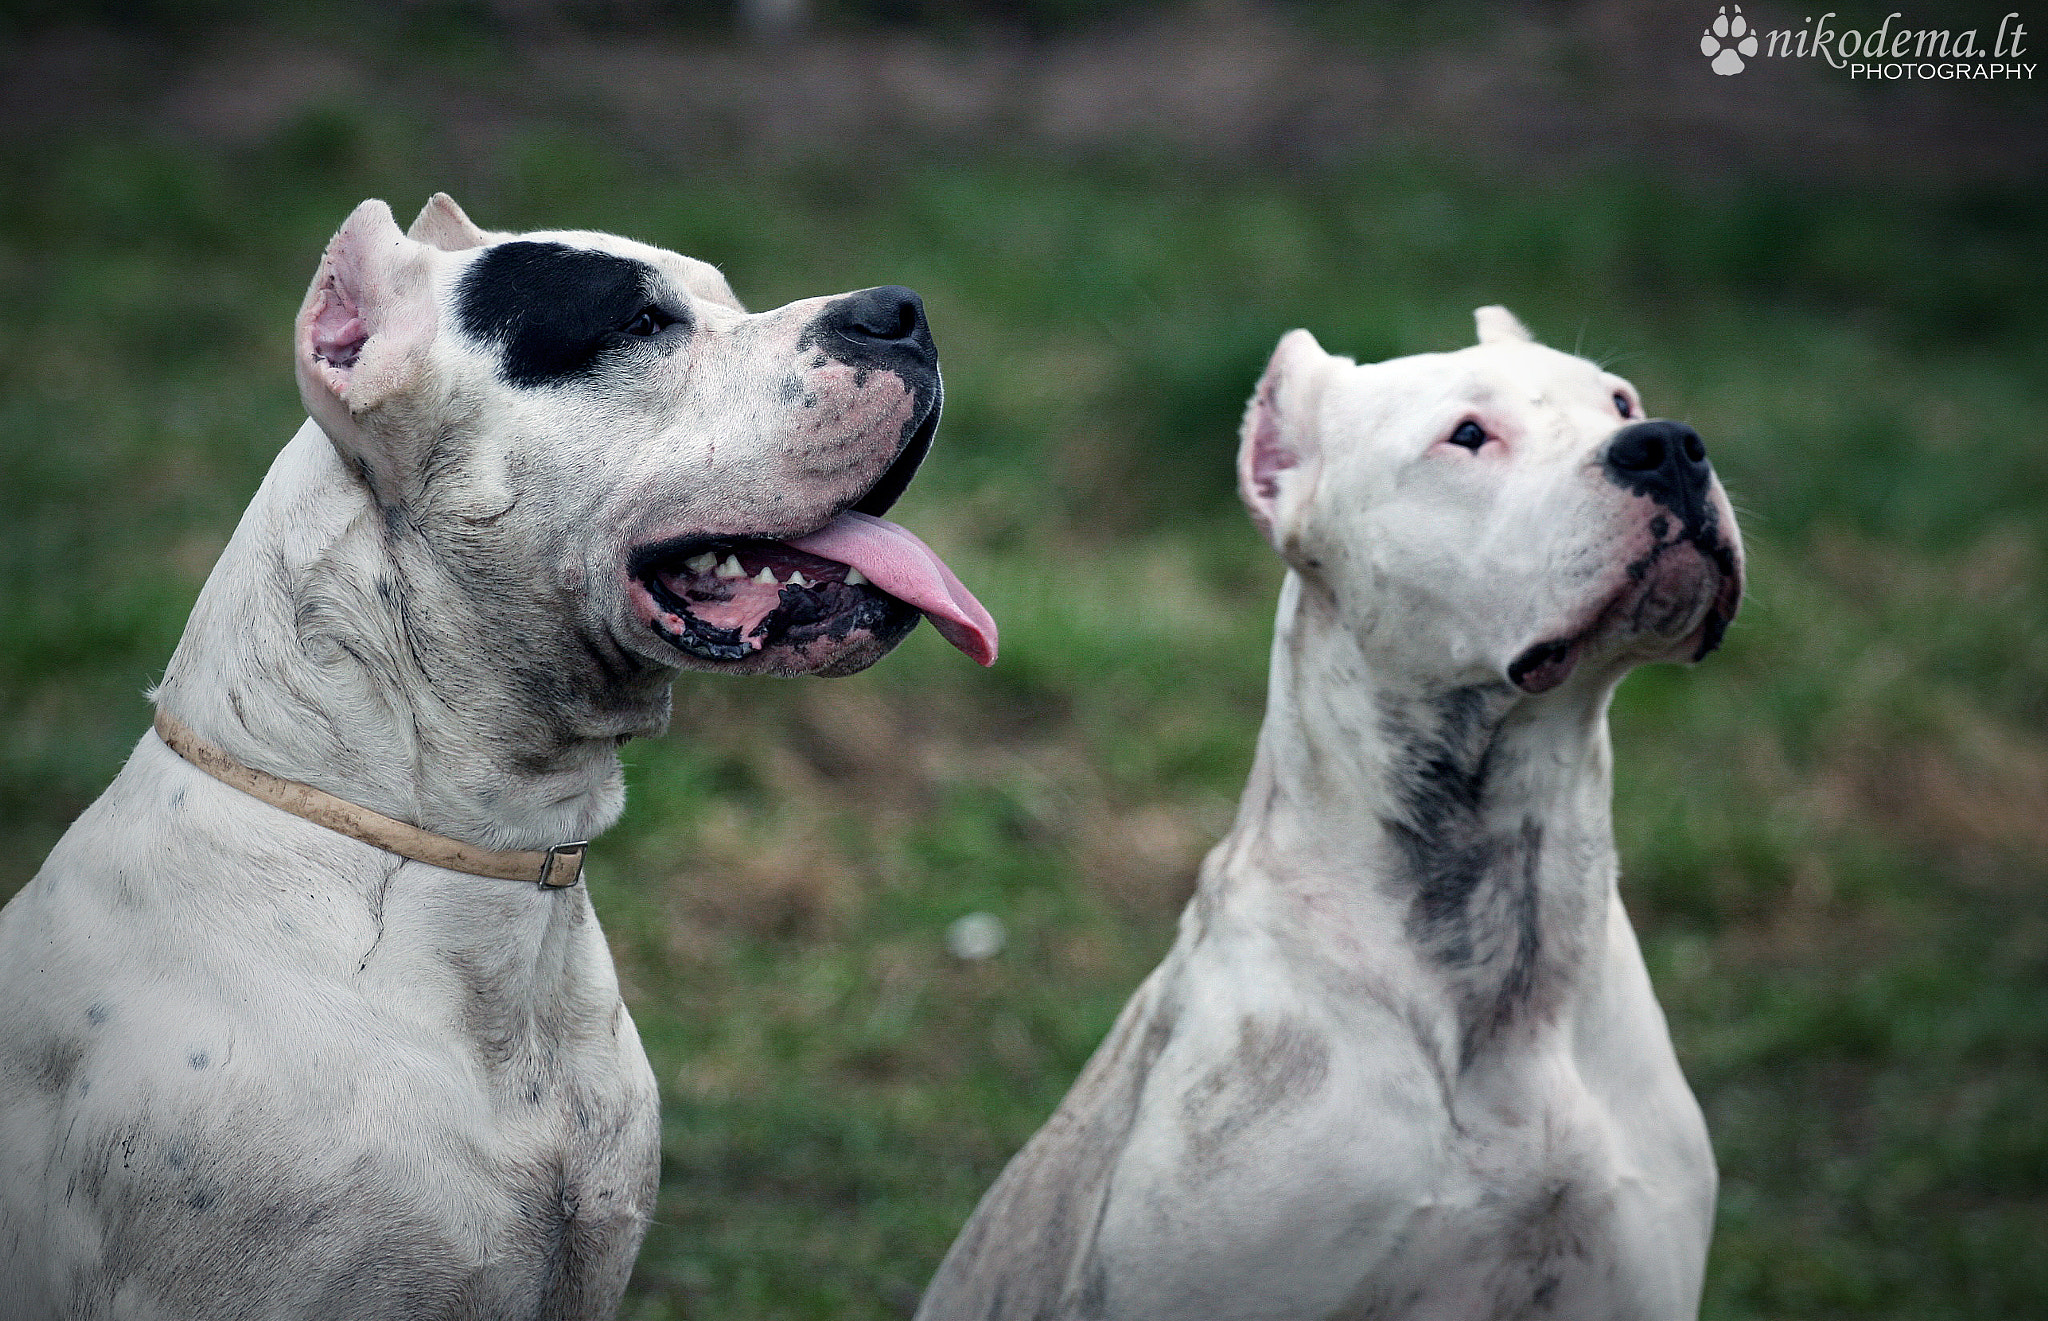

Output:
xmin=0 ymin=194 xmax=950 ymax=1318
xmin=918 ymin=310 xmax=1743 ymax=1321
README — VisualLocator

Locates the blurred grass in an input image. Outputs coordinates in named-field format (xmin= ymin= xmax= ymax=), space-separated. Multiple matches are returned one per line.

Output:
xmin=2 ymin=94 xmax=2045 ymax=1320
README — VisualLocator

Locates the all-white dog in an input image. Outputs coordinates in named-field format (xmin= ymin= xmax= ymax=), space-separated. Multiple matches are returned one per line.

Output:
xmin=918 ymin=309 xmax=1740 ymax=1320
xmin=0 ymin=195 xmax=994 ymax=1320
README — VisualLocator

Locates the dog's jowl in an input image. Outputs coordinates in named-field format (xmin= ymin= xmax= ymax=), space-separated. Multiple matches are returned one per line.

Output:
xmin=918 ymin=308 xmax=1739 ymax=1321
xmin=0 ymin=195 xmax=994 ymax=1320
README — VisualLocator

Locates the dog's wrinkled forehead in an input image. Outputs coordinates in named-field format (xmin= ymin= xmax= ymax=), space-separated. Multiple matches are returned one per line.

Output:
xmin=1357 ymin=340 xmax=1628 ymax=441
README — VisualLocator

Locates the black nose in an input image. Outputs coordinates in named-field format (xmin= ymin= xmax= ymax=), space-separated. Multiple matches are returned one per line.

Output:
xmin=1602 ymin=420 xmax=1714 ymax=523
xmin=816 ymin=286 xmax=933 ymax=365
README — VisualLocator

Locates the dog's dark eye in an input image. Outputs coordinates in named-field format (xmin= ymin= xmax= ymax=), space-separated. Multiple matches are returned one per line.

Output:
xmin=1614 ymin=393 xmax=1633 ymax=418
xmin=1448 ymin=420 xmax=1488 ymax=451
xmin=621 ymin=307 xmax=675 ymax=338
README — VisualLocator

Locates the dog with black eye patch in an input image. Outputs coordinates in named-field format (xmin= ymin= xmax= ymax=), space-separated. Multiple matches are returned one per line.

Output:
xmin=918 ymin=308 xmax=1739 ymax=1321
xmin=0 ymin=195 xmax=994 ymax=1320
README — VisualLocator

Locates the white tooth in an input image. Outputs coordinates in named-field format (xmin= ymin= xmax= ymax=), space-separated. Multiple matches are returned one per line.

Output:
xmin=754 ymin=567 xmax=777 ymax=584
xmin=787 ymin=571 xmax=810 ymax=588
xmin=844 ymin=567 xmax=868 ymax=587
xmin=716 ymin=555 xmax=745 ymax=579
xmin=685 ymin=552 xmax=718 ymax=574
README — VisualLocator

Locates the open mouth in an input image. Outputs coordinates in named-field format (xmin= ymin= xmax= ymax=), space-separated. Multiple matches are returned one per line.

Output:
xmin=627 ymin=411 xmax=997 ymax=673
xmin=638 ymin=538 xmax=918 ymax=663
xmin=1507 ymin=536 xmax=1741 ymax=695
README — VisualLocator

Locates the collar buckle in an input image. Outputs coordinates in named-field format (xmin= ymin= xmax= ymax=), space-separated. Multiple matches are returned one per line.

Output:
xmin=538 ymin=841 xmax=588 ymax=889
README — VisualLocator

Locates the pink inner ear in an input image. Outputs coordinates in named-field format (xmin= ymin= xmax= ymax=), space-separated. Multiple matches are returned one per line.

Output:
xmin=308 ymin=273 xmax=368 ymax=375
xmin=1247 ymin=379 xmax=1297 ymax=500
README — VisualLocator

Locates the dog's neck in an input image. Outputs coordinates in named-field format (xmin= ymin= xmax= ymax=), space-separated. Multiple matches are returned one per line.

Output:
xmin=155 ymin=420 xmax=674 ymax=852
xmin=1211 ymin=572 xmax=1620 ymax=1065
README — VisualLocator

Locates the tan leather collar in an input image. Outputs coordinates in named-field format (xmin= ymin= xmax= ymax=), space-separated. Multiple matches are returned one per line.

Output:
xmin=152 ymin=708 xmax=587 ymax=889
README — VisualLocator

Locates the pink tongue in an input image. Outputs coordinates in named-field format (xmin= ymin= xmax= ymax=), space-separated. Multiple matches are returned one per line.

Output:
xmin=786 ymin=511 xmax=998 ymax=666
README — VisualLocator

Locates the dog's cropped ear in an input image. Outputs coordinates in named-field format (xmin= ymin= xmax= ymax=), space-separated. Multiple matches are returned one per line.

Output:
xmin=1238 ymin=328 xmax=1331 ymax=551
xmin=295 ymin=200 xmax=442 ymax=497
xmin=406 ymin=192 xmax=497 ymax=252
xmin=1474 ymin=305 xmax=1534 ymax=345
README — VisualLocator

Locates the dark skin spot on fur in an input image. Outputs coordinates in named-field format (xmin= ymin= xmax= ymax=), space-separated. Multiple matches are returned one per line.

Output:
xmin=75 ymin=1116 xmax=649 ymax=1316
xmin=1482 ymin=1179 xmax=1597 ymax=1315
xmin=1181 ymin=1015 xmax=1331 ymax=1174
xmin=1461 ymin=819 xmax=1545 ymax=1063
xmin=1078 ymin=1255 xmax=1110 ymax=1315
xmin=35 ymin=1036 xmax=86 ymax=1093
xmin=1379 ymin=688 xmax=1550 ymax=1066
xmin=1382 ymin=686 xmax=1504 ymax=962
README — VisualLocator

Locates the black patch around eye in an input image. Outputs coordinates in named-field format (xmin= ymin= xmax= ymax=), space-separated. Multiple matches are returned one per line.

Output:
xmin=456 ymin=241 xmax=689 ymax=388
xmin=1614 ymin=393 xmax=1633 ymax=418
xmin=1449 ymin=420 xmax=1488 ymax=451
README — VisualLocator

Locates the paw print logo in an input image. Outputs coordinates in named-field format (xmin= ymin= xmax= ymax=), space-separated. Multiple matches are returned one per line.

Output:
xmin=1701 ymin=5 xmax=1759 ymax=74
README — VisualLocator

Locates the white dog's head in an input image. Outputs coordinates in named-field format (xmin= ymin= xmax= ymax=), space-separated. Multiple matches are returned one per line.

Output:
xmin=1239 ymin=308 xmax=1742 ymax=697
xmin=293 ymin=195 xmax=995 ymax=683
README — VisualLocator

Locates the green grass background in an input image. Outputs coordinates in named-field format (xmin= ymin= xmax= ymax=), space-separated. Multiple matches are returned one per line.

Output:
xmin=2 ymin=9 xmax=2045 ymax=1318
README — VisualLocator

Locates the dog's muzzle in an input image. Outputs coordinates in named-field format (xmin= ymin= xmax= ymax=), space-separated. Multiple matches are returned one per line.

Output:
xmin=822 ymin=286 xmax=940 ymax=519
xmin=1508 ymin=421 xmax=1742 ymax=694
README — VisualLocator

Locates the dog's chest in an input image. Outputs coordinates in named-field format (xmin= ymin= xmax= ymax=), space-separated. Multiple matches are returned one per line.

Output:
xmin=1118 ymin=1090 xmax=1648 ymax=1319
xmin=45 ymin=1011 xmax=658 ymax=1319
xmin=1 ymin=784 xmax=660 ymax=1318
xmin=1084 ymin=961 xmax=1688 ymax=1321
xmin=1349 ymin=1074 xmax=1639 ymax=1318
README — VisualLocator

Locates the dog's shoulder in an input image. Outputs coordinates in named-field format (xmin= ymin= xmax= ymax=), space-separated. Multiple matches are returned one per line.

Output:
xmin=917 ymin=965 xmax=1184 ymax=1318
